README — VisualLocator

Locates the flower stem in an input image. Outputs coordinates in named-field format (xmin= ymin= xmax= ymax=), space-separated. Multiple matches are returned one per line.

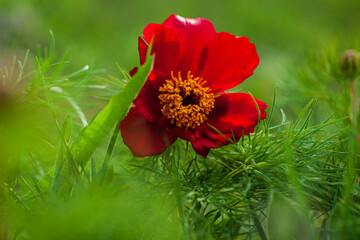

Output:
xmin=350 ymin=79 xmax=360 ymax=151
xmin=249 ymin=202 xmax=268 ymax=240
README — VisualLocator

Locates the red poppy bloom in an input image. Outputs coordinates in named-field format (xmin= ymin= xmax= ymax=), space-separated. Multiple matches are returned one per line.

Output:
xmin=120 ymin=14 xmax=267 ymax=158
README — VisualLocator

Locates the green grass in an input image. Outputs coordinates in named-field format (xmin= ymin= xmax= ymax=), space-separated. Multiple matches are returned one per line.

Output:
xmin=1 ymin=37 xmax=359 ymax=239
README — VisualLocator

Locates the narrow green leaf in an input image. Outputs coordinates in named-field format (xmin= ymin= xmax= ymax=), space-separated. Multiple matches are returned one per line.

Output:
xmin=115 ymin=62 xmax=132 ymax=82
xmin=97 ymin=119 xmax=121 ymax=184
xmin=266 ymin=87 xmax=277 ymax=129
xmin=51 ymin=116 xmax=72 ymax=194
xmin=293 ymin=99 xmax=315 ymax=130
xmin=300 ymin=98 xmax=317 ymax=130
xmin=71 ymin=48 xmax=154 ymax=166
xmin=49 ymin=29 xmax=55 ymax=57
xmin=68 ymin=65 xmax=90 ymax=78
xmin=248 ymin=91 xmax=262 ymax=124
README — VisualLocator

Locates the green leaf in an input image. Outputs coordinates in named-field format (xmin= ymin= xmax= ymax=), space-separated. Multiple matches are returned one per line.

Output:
xmin=268 ymin=191 xmax=314 ymax=240
xmin=97 ymin=119 xmax=121 ymax=184
xmin=293 ymin=99 xmax=315 ymax=131
xmin=51 ymin=116 xmax=72 ymax=195
xmin=71 ymin=47 xmax=154 ymax=166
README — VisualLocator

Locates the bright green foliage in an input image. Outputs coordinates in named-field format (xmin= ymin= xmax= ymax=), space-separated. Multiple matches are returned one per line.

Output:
xmin=131 ymin=98 xmax=357 ymax=239
xmin=1 ymin=38 xmax=360 ymax=240
xmin=70 ymin=46 xmax=153 ymax=167
xmin=51 ymin=115 xmax=72 ymax=195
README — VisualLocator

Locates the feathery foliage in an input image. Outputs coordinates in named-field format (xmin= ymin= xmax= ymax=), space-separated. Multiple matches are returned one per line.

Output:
xmin=1 ymin=37 xmax=360 ymax=240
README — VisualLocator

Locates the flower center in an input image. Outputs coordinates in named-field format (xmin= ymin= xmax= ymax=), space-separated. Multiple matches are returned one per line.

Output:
xmin=158 ymin=71 xmax=215 ymax=129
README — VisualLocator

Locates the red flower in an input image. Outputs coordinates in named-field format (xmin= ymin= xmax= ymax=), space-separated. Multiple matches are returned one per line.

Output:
xmin=120 ymin=14 xmax=267 ymax=158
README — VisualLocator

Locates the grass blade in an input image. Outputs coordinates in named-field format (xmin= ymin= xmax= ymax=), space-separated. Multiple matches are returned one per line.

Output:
xmin=71 ymin=46 xmax=154 ymax=166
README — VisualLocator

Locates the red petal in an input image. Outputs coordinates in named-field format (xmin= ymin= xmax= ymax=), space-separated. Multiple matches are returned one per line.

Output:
xmin=129 ymin=67 xmax=138 ymax=77
xmin=129 ymin=66 xmax=165 ymax=123
xmin=195 ymin=125 xmax=234 ymax=147
xmin=162 ymin=14 xmax=216 ymax=72
xmin=194 ymin=147 xmax=210 ymax=158
xmin=197 ymin=32 xmax=259 ymax=92
xmin=133 ymin=83 xmax=163 ymax=122
xmin=120 ymin=108 xmax=176 ymax=157
xmin=207 ymin=93 xmax=267 ymax=137
xmin=168 ymin=128 xmax=211 ymax=158
xmin=139 ymin=24 xmax=181 ymax=75
xmin=129 ymin=66 xmax=165 ymax=122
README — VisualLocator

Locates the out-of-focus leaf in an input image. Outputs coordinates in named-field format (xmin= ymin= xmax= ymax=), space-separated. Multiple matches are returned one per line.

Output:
xmin=268 ymin=191 xmax=314 ymax=240
xmin=20 ymin=184 xmax=180 ymax=240
xmin=51 ymin=116 xmax=72 ymax=196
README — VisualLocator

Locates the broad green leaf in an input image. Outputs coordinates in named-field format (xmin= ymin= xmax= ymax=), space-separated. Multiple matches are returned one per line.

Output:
xmin=71 ymin=48 xmax=154 ymax=166
xmin=268 ymin=191 xmax=314 ymax=240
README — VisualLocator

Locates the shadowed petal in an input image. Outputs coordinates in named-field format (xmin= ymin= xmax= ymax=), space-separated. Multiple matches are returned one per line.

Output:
xmin=139 ymin=24 xmax=181 ymax=75
xmin=195 ymin=124 xmax=235 ymax=148
xmin=133 ymin=85 xmax=163 ymax=122
xmin=207 ymin=93 xmax=267 ymax=137
xmin=119 ymin=108 xmax=176 ymax=157
xmin=169 ymin=128 xmax=211 ymax=158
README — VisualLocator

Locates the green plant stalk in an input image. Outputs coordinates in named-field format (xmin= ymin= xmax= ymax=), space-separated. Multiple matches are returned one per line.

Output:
xmin=172 ymin=159 xmax=187 ymax=236
xmin=350 ymin=79 xmax=360 ymax=151
xmin=0 ymin=184 xmax=8 ymax=240
xmin=51 ymin=116 xmax=72 ymax=194
xmin=97 ymin=119 xmax=121 ymax=184
xmin=249 ymin=202 xmax=267 ymax=240
xmin=341 ymin=77 xmax=359 ymax=237
xmin=71 ymin=51 xmax=154 ymax=167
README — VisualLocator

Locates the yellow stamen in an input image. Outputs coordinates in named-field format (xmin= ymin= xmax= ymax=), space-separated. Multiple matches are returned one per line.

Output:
xmin=158 ymin=71 xmax=215 ymax=129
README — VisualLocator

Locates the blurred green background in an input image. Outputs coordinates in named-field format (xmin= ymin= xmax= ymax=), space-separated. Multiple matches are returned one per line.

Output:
xmin=1 ymin=0 xmax=360 ymax=103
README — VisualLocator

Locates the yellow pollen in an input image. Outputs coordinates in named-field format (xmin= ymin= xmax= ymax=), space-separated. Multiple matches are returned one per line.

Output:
xmin=158 ymin=71 xmax=215 ymax=129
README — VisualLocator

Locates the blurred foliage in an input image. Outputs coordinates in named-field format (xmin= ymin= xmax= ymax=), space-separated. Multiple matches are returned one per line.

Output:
xmin=13 ymin=183 xmax=180 ymax=240
xmin=0 ymin=40 xmax=179 ymax=240
xmin=268 ymin=192 xmax=313 ymax=240
xmin=281 ymin=43 xmax=360 ymax=119
xmin=1 ymin=0 xmax=360 ymax=103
